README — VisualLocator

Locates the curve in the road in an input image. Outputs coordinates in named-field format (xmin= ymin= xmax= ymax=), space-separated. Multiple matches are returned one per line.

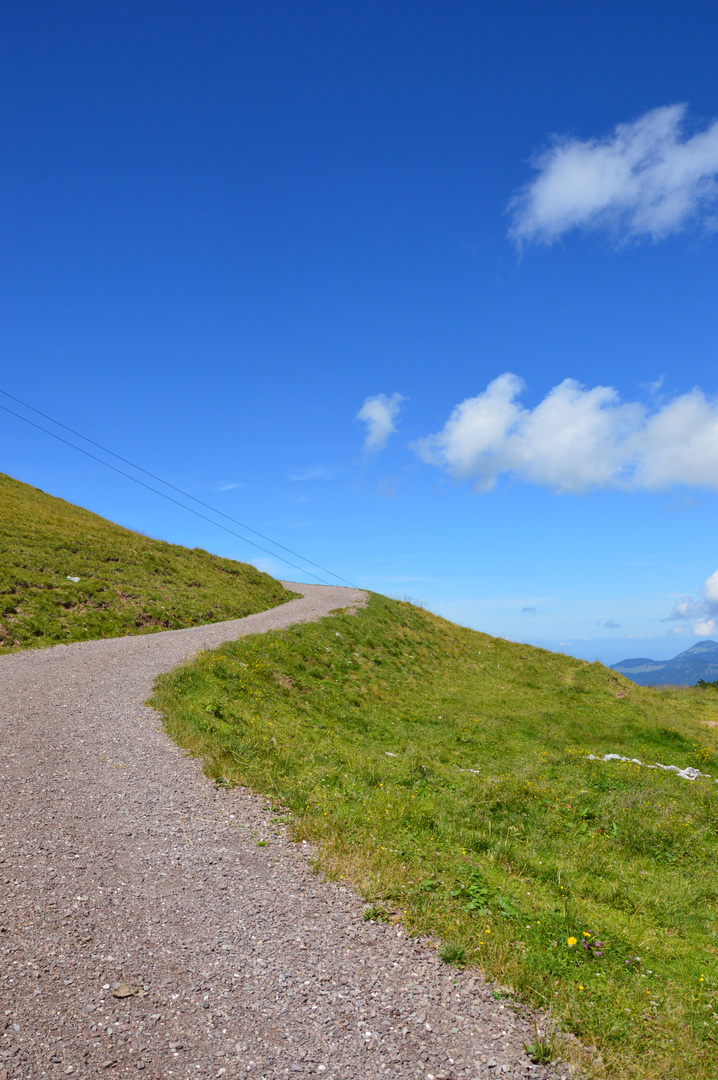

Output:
xmin=0 ymin=582 xmax=558 ymax=1080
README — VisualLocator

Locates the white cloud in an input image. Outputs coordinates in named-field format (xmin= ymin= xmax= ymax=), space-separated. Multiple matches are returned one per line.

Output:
xmin=667 ymin=570 xmax=718 ymax=638
xmin=704 ymin=569 xmax=718 ymax=605
xmin=670 ymin=597 xmax=701 ymax=620
xmin=413 ymin=374 xmax=718 ymax=494
xmin=357 ymin=392 xmax=405 ymax=452
xmin=509 ymin=104 xmax=718 ymax=245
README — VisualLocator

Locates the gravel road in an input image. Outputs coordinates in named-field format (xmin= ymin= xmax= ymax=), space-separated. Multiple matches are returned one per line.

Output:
xmin=0 ymin=583 xmax=567 ymax=1080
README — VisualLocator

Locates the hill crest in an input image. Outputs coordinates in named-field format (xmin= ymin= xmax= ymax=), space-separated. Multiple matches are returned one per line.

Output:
xmin=0 ymin=470 xmax=294 ymax=651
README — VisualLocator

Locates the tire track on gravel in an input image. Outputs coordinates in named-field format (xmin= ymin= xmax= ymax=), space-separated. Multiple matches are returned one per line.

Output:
xmin=0 ymin=583 xmax=563 ymax=1080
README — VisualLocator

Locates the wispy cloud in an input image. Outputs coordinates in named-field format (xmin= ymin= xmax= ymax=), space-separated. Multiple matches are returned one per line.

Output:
xmin=601 ymin=620 xmax=621 ymax=629
xmin=666 ymin=570 xmax=718 ymax=638
xmin=509 ymin=104 xmax=718 ymax=246
xmin=288 ymin=466 xmax=341 ymax=482
xmin=357 ymin=392 xmax=405 ymax=452
xmin=413 ymin=373 xmax=718 ymax=494
xmin=214 ymin=481 xmax=246 ymax=491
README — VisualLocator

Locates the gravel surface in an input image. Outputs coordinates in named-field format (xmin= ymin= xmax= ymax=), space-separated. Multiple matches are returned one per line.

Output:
xmin=0 ymin=583 xmax=568 ymax=1080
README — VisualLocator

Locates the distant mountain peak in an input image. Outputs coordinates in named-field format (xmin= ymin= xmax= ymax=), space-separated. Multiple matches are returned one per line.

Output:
xmin=611 ymin=639 xmax=718 ymax=687
xmin=682 ymin=639 xmax=718 ymax=653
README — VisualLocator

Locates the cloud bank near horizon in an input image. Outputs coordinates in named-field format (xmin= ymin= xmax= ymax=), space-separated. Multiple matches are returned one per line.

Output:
xmin=509 ymin=104 xmax=718 ymax=245
xmin=357 ymin=392 xmax=405 ymax=452
xmin=667 ymin=570 xmax=718 ymax=638
xmin=413 ymin=373 xmax=718 ymax=494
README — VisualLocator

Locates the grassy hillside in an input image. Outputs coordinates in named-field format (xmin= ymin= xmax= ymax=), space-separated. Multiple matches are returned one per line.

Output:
xmin=0 ymin=471 xmax=295 ymax=652
xmin=151 ymin=593 xmax=718 ymax=1080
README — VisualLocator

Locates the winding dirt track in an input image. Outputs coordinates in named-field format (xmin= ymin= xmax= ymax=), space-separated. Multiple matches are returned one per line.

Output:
xmin=0 ymin=583 xmax=562 ymax=1080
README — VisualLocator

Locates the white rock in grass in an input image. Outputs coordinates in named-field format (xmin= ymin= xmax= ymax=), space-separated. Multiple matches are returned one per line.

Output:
xmin=588 ymin=751 xmax=714 ymax=782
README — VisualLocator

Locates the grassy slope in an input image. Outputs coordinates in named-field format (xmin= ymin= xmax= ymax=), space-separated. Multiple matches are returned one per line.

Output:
xmin=151 ymin=593 xmax=718 ymax=1080
xmin=0 ymin=471 xmax=295 ymax=652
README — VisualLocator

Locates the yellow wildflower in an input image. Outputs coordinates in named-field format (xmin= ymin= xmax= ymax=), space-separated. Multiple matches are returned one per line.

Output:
xmin=567 ymin=936 xmax=577 ymax=946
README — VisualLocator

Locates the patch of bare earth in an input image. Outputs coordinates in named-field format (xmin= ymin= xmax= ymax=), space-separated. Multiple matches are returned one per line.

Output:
xmin=0 ymin=584 xmax=567 ymax=1080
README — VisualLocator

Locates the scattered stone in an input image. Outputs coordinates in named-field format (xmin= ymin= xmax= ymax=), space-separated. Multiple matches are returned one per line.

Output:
xmin=112 ymin=984 xmax=144 ymax=999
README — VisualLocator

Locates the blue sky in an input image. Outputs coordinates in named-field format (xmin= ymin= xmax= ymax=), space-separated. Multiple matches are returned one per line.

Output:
xmin=2 ymin=0 xmax=718 ymax=664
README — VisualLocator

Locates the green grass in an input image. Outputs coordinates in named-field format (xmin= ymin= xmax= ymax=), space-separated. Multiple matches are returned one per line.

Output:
xmin=150 ymin=593 xmax=718 ymax=1080
xmin=0 ymin=471 xmax=296 ymax=651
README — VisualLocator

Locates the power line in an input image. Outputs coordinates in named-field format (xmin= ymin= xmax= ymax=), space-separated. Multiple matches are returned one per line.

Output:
xmin=0 ymin=387 xmax=356 ymax=588
xmin=0 ymin=400 xmax=341 ymax=587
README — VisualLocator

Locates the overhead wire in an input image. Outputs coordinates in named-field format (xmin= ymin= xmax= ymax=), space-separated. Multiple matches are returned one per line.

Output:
xmin=0 ymin=399 xmax=349 ymax=588
xmin=0 ymin=388 xmax=356 ymax=588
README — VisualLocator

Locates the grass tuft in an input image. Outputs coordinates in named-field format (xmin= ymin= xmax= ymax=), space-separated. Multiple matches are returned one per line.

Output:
xmin=523 ymin=1019 xmax=559 ymax=1064
xmin=439 ymin=942 xmax=467 ymax=967
xmin=363 ymin=905 xmax=393 ymax=923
